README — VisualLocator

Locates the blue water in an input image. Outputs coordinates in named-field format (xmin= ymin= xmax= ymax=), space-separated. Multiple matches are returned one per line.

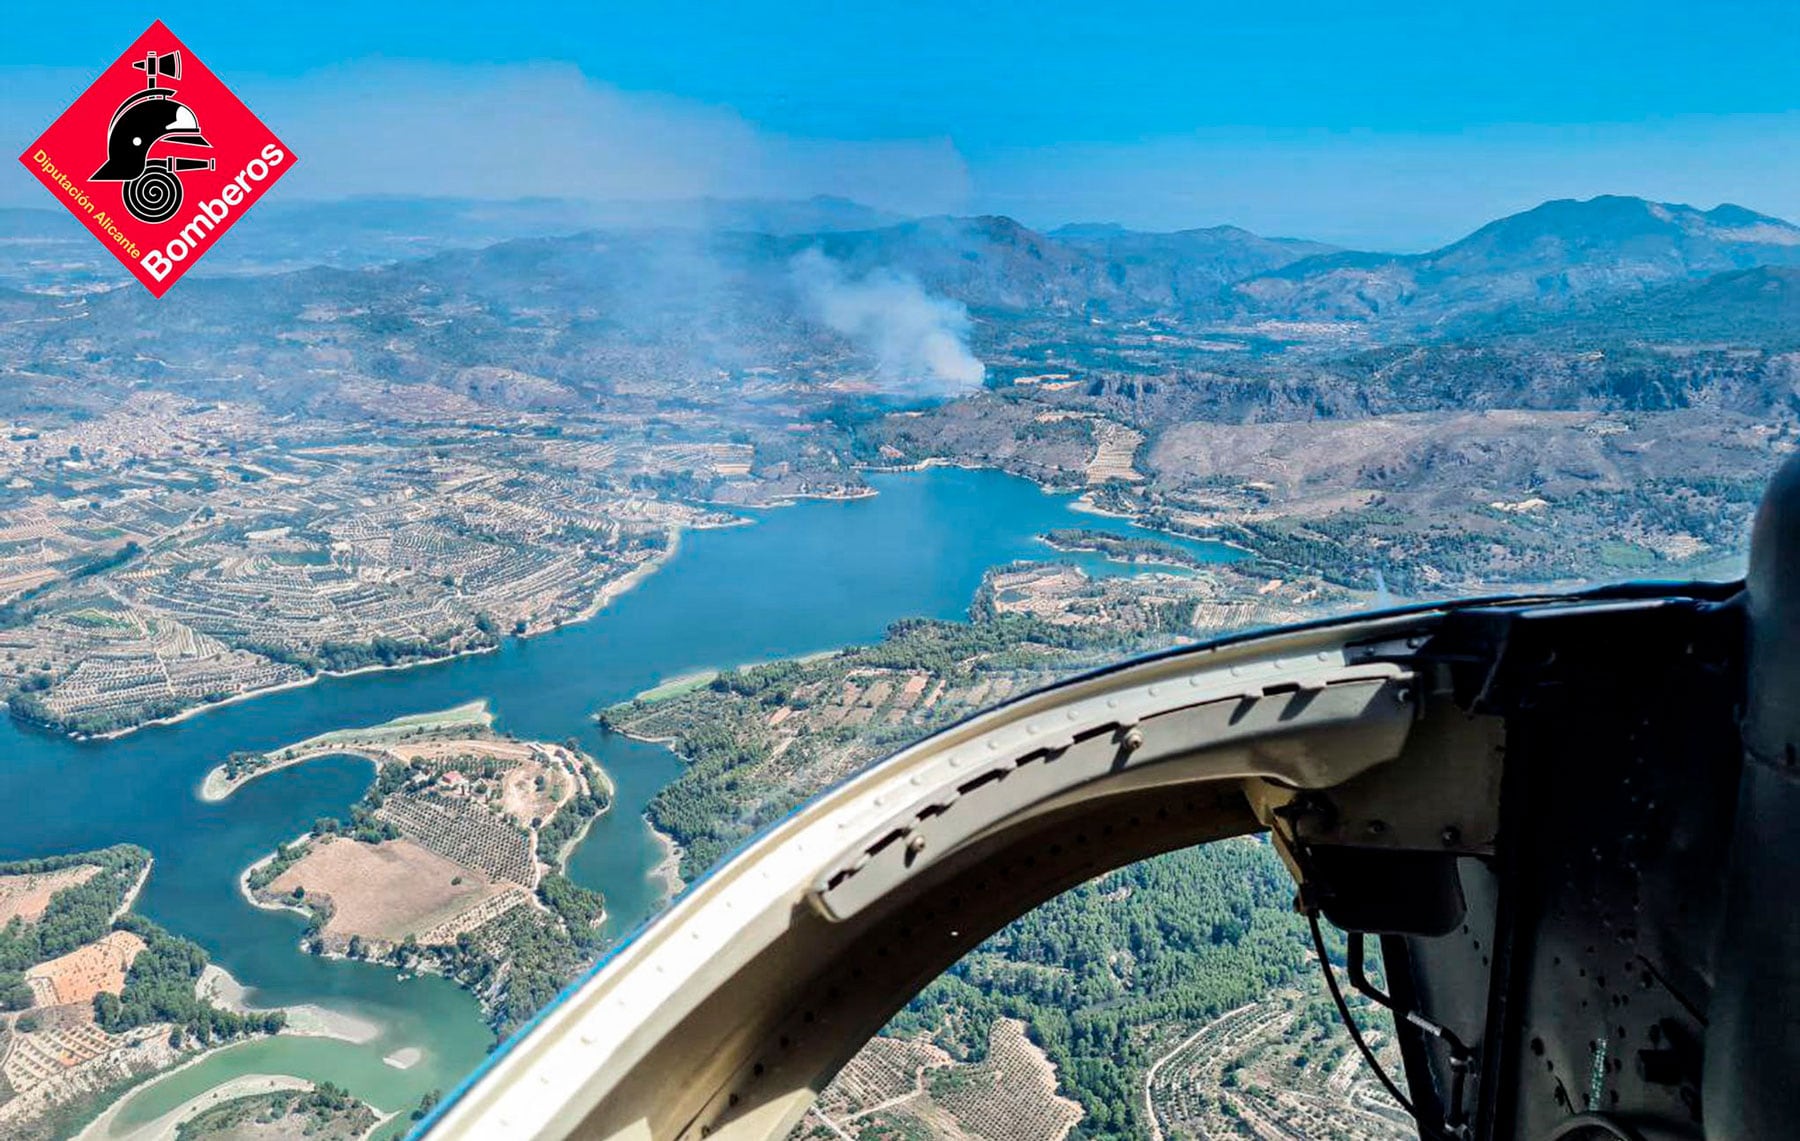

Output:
xmin=0 ymin=468 xmax=1239 ymax=1121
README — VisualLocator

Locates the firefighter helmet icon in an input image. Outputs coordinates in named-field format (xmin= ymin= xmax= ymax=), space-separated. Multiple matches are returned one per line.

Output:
xmin=89 ymin=49 xmax=216 ymax=224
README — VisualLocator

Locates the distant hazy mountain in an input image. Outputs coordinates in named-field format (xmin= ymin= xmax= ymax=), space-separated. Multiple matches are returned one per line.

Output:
xmin=1051 ymin=222 xmax=1337 ymax=304
xmin=7 ymin=190 xmax=1800 ymax=433
xmin=0 ymin=199 xmax=1342 ymax=312
xmin=5 ymin=192 xmax=1798 ymax=380
xmin=744 ymin=214 xmax=1336 ymax=315
xmin=1233 ymin=195 xmax=1800 ymax=327
xmin=0 ymin=194 xmax=910 ymax=286
xmin=652 ymin=195 xmax=906 ymax=234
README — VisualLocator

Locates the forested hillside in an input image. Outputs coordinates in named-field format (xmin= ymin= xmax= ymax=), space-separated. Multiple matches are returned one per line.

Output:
xmin=890 ymin=840 xmax=1315 ymax=1138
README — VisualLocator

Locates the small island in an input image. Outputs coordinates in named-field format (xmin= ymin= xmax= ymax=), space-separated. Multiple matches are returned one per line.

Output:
xmin=229 ymin=705 xmax=615 ymax=1035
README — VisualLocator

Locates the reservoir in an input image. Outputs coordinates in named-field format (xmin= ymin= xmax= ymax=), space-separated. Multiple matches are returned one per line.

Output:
xmin=0 ymin=468 xmax=1239 ymax=1133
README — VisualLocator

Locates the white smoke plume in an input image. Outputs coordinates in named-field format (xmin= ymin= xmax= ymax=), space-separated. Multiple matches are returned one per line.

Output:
xmin=792 ymin=249 xmax=985 ymax=395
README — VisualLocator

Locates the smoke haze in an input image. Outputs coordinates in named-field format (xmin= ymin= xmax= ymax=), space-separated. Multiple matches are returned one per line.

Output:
xmin=791 ymin=249 xmax=985 ymax=394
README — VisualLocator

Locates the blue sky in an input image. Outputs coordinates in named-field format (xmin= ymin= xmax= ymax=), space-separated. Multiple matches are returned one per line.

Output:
xmin=6 ymin=1 xmax=1800 ymax=248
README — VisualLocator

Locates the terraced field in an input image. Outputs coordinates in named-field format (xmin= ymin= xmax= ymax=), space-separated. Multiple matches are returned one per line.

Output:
xmin=375 ymin=793 xmax=535 ymax=887
xmin=798 ymin=1019 xmax=1082 ymax=1141
xmin=1145 ymin=990 xmax=1412 ymax=1141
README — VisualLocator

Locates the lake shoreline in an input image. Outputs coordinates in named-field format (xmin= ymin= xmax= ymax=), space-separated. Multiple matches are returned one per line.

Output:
xmin=238 ymin=832 xmax=314 ymax=918
xmin=2 ymin=463 xmax=1214 ymax=1136
xmin=648 ymin=822 xmax=684 ymax=904
xmin=554 ymin=527 xmax=685 ymax=633
xmin=29 ymin=523 xmax=705 ymax=747
xmin=69 ymin=1051 xmax=306 ymax=1141
xmin=199 ymin=699 xmax=494 ymax=802
xmin=197 ymin=963 xmax=382 ymax=1045
xmin=69 ymin=645 xmax=503 ymax=744
xmin=1038 ymin=534 xmax=1208 ymax=572
xmin=17 ymin=467 xmax=1223 ymax=746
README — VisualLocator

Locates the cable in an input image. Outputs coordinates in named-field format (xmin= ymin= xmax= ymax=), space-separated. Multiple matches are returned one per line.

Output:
xmin=1308 ymin=910 xmax=1457 ymax=1141
xmin=1347 ymin=930 xmax=1474 ymax=1136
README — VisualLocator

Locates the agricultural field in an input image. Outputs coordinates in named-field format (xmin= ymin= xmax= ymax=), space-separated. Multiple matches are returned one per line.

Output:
xmin=266 ymin=837 xmax=519 ymax=947
xmin=980 ymin=561 xmax=1353 ymax=637
xmin=0 ymin=394 xmax=775 ymax=739
xmin=797 ymin=1019 xmax=1083 ymax=1141
xmin=0 ymin=846 xmax=276 ymax=1141
xmin=0 ymin=864 xmax=100 ymax=927
xmin=238 ymin=714 xmax=613 ymax=1034
xmin=23 ymin=930 xmax=146 ymax=1008
xmin=1144 ymin=988 xmax=1412 ymax=1141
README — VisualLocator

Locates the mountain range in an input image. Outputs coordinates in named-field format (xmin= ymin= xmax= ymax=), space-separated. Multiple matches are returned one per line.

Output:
xmin=3 ymin=192 xmax=1798 ymax=427
xmin=1235 ymin=195 xmax=1800 ymax=329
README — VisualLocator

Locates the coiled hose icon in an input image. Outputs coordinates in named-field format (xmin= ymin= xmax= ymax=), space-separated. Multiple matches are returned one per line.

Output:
xmin=121 ymin=160 xmax=185 ymax=224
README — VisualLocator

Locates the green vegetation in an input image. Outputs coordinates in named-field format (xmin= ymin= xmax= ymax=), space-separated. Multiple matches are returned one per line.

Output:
xmin=216 ymin=700 xmax=497 ymax=801
xmin=888 ymin=840 xmax=1311 ymax=1140
xmin=62 ymin=608 xmax=133 ymax=630
xmin=438 ymin=809 xmax=608 ymax=1035
xmin=262 ymin=700 xmax=493 ymax=757
xmin=66 ymin=541 xmax=142 ymax=581
xmin=95 ymin=915 xmax=285 ymax=1041
xmin=0 ymin=968 xmax=33 ymax=1010
xmin=379 ymin=701 xmax=496 ymax=731
xmin=1214 ymin=472 xmax=1762 ymax=599
xmin=632 ymin=670 xmax=718 ymax=704
xmin=611 ymin=611 xmax=1376 ymax=1139
xmin=411 ymin=1088 xmax=442 ymax=1122
xmin=627 ymin=614 xmax=1141 ymax=877
xmin=243 ymin=631 xmax=484 ymax=677
xmin=0 ymin=845 xmax=148 ymax=972
xmin=174 ymin=1081 xmax=373 ymax=1140
xmin=245 ymin=839 xmax=312 ymax=893
xmin=537 ymin=786 xmax=610 ymax=863
xmin=436 ymin=894 xmax=601 ymax=1036
xmin=247 ymin=733 xmax=613 ymax=1036
xmin=0 ymin=844 xmax=279 ymax=1048
xmin=7 ymin=692 xmax=188 ymax=737
xmin=1040 ymin=527 xmax=1211 ymax=569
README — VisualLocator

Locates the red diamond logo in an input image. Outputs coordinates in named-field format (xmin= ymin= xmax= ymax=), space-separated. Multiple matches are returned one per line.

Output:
xmin=18 ymin=21 xmax=297 ymax=296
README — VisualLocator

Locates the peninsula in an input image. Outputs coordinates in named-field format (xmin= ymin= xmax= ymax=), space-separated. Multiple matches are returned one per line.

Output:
xmin=228 ymin=706 xmax=614 ymax=1035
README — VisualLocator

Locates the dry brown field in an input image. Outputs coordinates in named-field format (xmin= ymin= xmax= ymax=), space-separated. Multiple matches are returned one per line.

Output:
xmin=24 ymin=930 xmax=146 ymax=1007
xmin=268 ymin=837 xmax=509 ymax=944
xmin=395 ymin=738 xmax=535 ymax=766
xmin=0 ymin=865 xmax=99 ymax=926
xmin=498 ymin=758 xmax=566 ymax=827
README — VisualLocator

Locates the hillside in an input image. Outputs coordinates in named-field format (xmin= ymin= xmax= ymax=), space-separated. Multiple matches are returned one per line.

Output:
xmin=4 ymin=191 xmax=1796 ymax=612
xmin=1232 ymin=195 xmax=1800 ymax=328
